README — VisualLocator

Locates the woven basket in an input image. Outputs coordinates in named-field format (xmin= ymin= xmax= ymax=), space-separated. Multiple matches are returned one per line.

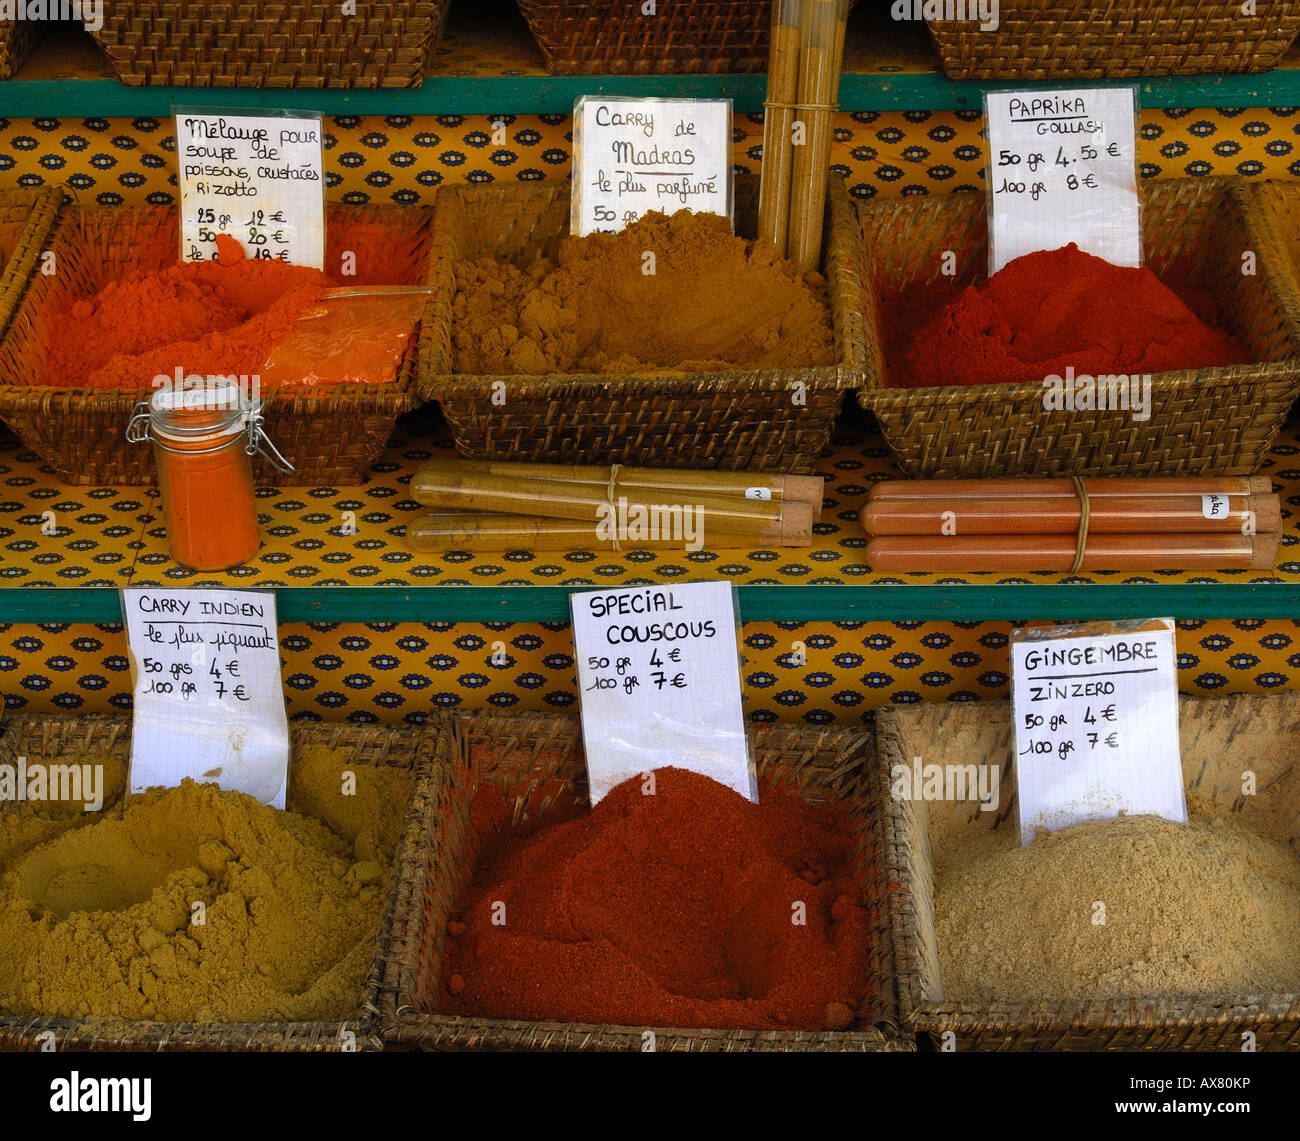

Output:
xmin=0 ymin=202 xmax=434 ymax=487
xmin=517 ymin=0 xmax=770 ymax=75
xmin=927 ymin=0 xmax=1300 ymax=80
xmin=380 ymin=711 xmax=909 ymax=1051
xmin=876 ymin=693 xmax=1300 ymax=1051
xmin=854 ymin=177 xmax=1300 ymax=478
xmin=0 ymin=712 xmax=449 ymax=1051
xmin=418 ymin=175 xmax=865 ymax=473
xmin=91 ymin=0 xmax=447 ymax=87
xmin=0 ymin=17 xmax=42 ymax=80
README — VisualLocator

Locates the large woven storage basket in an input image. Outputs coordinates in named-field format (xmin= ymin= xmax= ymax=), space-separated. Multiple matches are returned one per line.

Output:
xmin=91 ymin=0 xmax=448 ymax=87
xmin=0 ymin=187 xmax=60 ymax=343
xmin=927 ymin=0 xmax=1300 ymax=80
xmin=876 ymin=693 xmax=1300 ymax=1051
xmin=0 ymin=712 xmax=449 ymax=1051
xmin=855 ymin=177 xmax=1300 ymax=477
xmin=517 ymin=0 xmax=771 ymax=75
xmin=0 ymin=202 xmax=434 ymax=487
xmin=419 ymin=175 xmax=865 ymax=473
xmin=380 ymin=711 xmax=909 ymax=1051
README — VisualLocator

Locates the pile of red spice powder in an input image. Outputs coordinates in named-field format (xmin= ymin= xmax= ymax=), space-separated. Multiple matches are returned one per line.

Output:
xmin=887 ymin=242 xmax=1247 ymax=387
xmin=439 ymin=766 xmax=871 ymax=1032
xmin=41 ymin=233 xmax=332 ymax=389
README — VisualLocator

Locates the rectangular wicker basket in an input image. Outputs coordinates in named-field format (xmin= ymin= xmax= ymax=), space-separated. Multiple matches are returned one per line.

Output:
xmin=379 ymin=711 xmax=909 ymax=1051
xmin=0 ymin=202 xmax=435 ymax=487
xmin=91 ymin=0 xmax=448 ymax=87
xmin=0 ymin=187 xmax=60 ymax=344
xmin=418 ymin=175 xmax=866 ymax=473
xmin=517 ymin=0 xmax=771 ymax=75
xmin=855 ymin=176 xmax=1300 ymax=477
xmin=0 ymin=712 xmax=449 ymax=1052
xmin=876 ymin=693 xmax=1300 ymax=1051
xmin=927 ymin=0 xmax=1300 ymax=80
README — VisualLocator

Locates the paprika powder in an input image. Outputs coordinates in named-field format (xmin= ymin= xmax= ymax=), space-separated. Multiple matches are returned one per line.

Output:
xmin=887 ymin=242 xmax=1247 ymax=388
xmin=439 ymin=766 xmax=871 ymax=1032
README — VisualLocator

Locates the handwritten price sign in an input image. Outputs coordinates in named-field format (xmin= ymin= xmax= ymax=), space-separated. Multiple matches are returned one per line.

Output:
xmin=124 ymin=588 xmax=290 ymax=808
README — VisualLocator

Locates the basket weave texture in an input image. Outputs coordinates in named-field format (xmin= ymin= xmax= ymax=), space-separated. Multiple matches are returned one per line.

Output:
xmin=927 ymin=0 xmax=1300 ymax=80
xmin=876 ymin=693 xmax=1300 ymax=1051
xmin=0 ymin=712 xmax=448 ymax=1052
xmin=91 ymin=0 xmax=448 ymax=87
xmin=380 ymin=711 xmax=910 ymax=1051
xmin=0 ymin=202 xmax=434 ymax=486
xmin=418 ymin=174 xmax=866 ymax=473
xmin=853 ymin=176 xmax=1300 ymax=477
xmin=0 ymin=16 xmax=42 ymax=79
xmin=517 ymin=0 xmax=771 ymax=75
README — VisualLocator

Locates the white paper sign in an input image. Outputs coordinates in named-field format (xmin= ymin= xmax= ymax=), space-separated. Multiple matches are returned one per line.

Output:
xmin=570 ymin=581 xmax=755 ymax=804
xmin=175 ymin=110 xmax=325 ymax=269
xmin=984 ymin=87 xmax=1141 ymax=274
xmin=1011 ymin=619 xmax=1185 ymax=845
xmin=124 ymin=588 xmax=290 ymax=808
xmin=571 ymin=96 xmax=732 ymax=236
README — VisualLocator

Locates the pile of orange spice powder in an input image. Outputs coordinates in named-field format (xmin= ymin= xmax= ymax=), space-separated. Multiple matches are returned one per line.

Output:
xmin=439 ymin=767 xmax=871 ymax=1032
xmin=42 ymin=234 xmax=331 ymax=389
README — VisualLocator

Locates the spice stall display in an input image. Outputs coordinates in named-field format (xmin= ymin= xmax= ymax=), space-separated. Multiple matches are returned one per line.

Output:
xmin=90 ymin=0 xmax=449 ymax=87
xmin=876 ymin=693 xmax=1300 ymax=1051
xmin=855 ymin=176 xmax=1300 ymax=477
xmin=420 ymin=175 xmax=865 ymax=472
xmin=0 ymin=203 xmax=435 ymax=486
xmin=925 ymin=1 xmax=1300 ymax=81
xmin=381 ymin=712 xmax=907 ymax=1050
xmin=0 ymin=713 xmax=446 ymax=1050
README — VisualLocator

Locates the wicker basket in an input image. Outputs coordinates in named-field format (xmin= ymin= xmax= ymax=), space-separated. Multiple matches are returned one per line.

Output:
xmin=418 ymin=175 xmax=865 ymax=473
xmin=927 ymin=1 xmax=1300 ymax=80
xmin=0 ymin=712 xmax=449 ymax=1051
xmin=0 ymin=202 xmax=434 ymax=487
xmin=380 ymin=711 xmax=909 ymax=1051
xmin=517 ymin=0 xmax=770 ymax=75
xmin=876 ymin=693 xmax=1300 ymax=1051
xmin=91 ymin=0 xmax=447 ymax=87
xmin=0 ymin=17 xmax=42 ymax=80
xmin=854 ymin=177 xmax=1300 ymax=478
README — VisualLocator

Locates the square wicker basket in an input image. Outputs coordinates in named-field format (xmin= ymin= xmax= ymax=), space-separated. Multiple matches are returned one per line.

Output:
xmin=517 ymin=0 xmax=772 ymax=75
xmin=876 ymin=694 xmax=1300 ymax=1051
xmin=0 ymin=202 xmax=435 ymax=487
xmin=91 ymin=0 xmax=448 ymax=87
xmin=927 ymin=0 xmax=1300 ymax=80
xmin=854 ymin=176 xmax=1300 ymax=477
xmin=418 ymin=175 xmax=866 ymax=473
xmin=379 ymin=711 xmax=909 ymax=1051
xmin=0 ymin=712 xmax=449 ymax=1052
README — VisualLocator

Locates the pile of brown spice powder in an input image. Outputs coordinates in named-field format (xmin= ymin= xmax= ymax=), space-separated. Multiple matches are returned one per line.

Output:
xmin=935 ymin=809 xmax=1300 ymax=1003
xmin=451 ymin=210 xmax=836 ymax=375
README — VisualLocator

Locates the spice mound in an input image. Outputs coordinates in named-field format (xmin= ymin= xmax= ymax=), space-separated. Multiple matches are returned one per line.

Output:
xmin=936 ymin=811 xmax=1300 ymax=1003
xmin=441 ymin=766 xmax=870 ymax=1031
xmin=888 ymin=243 xmax=1247 ymax=388
xmin=452 ymin=210 xmax=836 ymax=375
xmin=0 ymin=753 xmax=408 ymax=1023
xmin=42 ymin=235 xmax=331 ymax=389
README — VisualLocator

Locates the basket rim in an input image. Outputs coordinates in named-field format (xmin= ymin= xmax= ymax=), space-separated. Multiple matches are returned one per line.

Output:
xmin=875 ymin=693 xmax=1300 ymax=1038
xmin=0 ymin=710 xmax=448 ymax=1052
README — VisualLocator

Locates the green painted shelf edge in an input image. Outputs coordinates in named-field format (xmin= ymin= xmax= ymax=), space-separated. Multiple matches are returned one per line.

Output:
xmin=2 ymin=583 xmax=1296 ymax=624
xmin=5 ymin=70 xmax=1300 ymax=117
